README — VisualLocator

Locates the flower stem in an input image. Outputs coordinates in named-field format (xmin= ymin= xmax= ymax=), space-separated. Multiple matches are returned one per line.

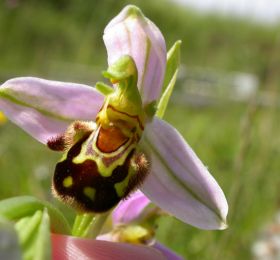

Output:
xmin=72 ymin=212 xmax=110 ymax=238
xmin=72 ymin=213 xmax=94 ymax=237
xmin=85 ymin=212 xmax=110 ymax=239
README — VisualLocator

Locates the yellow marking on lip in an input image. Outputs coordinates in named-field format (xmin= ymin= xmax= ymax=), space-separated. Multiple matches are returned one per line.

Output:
xmin=114 ymin=173 xmax=130 ymax=197
xmin=83 ymin=187 xmax=96 ymax=201
xmin=63 ymin=176 xmax=73 ymax=188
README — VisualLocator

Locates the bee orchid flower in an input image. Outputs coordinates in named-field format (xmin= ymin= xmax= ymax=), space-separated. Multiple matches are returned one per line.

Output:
xmin=0 ymin=5 xmax=228 ymax=231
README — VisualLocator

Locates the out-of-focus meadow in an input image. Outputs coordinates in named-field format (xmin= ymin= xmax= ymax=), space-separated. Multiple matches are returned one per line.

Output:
xmin=1 ymin=0 xmax=280 ymax=259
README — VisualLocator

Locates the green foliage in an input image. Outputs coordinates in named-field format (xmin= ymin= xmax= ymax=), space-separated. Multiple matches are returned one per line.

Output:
xmin=15 ymin=209 xmax=51 ymax=260
xmin=0 ymin=196 xmax=71 ymax=260
xmin=0 ymin=196 xmax=71 ymax=234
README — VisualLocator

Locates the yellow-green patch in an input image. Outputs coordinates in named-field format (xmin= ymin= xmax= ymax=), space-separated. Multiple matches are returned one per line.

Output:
xmin=83 ymin=187 xmax=96 ymax=201
xmin=63 ymin=176 xmax=73 ymax=188
xmin=114 ymin=173 xmax=131 ymax=197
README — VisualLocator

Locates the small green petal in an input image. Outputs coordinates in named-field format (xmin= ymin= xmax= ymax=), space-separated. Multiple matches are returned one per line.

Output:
xmin=157 ymin=40 xmax=181 ymax=119
xmin=95 ymin=82 xmax=114 ymax=96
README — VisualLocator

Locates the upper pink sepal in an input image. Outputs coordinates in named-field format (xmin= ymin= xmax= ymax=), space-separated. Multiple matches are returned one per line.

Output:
xmin=0 ymin=77 xmax=104 ymax=143
xmin=103 ymin=5 xmax=166 ymax=105
xmin=139 ymin=118 xmax=228 ymax=230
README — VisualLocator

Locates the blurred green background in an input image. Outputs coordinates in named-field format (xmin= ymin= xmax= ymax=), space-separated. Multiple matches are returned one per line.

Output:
xmin=0 ymin=0 xmax=280 ymax=259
